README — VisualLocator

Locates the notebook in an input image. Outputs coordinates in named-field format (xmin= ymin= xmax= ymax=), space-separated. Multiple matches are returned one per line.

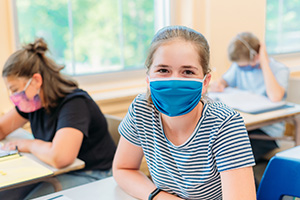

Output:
xmin=0 ymin=151 xmax=53 ymax=188
xmin=208 ymin=87 xmax=292 ymax=114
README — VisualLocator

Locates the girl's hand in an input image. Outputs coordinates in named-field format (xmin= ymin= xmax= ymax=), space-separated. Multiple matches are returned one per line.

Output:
xmin=1 ymin=139 xmax=33 ymax=152
xmin=209 ymin=80 xmax=226 ymax=92
xmin=258 ymin=43 xmax=269 ymax=67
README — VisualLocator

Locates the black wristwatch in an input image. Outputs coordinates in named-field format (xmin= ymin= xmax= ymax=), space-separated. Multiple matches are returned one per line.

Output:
xmin=148 ymin=188 xmax=162 ymax=200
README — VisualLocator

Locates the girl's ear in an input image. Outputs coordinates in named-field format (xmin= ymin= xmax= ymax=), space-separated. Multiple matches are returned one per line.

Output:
xmin=202 ymin=73 xmax=211 ymax=94
xmin=32 ymin=73 xmax=43 ymax=88
xmin=146 ymin=76 xmax=150 ymax=90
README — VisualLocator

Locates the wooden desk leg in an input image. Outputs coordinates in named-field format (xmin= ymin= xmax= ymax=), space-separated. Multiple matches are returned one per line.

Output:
xmin=44 ymin=177 xmax=62 ymax=192
xmin=293 ymin=115 xmax=300 ymax=146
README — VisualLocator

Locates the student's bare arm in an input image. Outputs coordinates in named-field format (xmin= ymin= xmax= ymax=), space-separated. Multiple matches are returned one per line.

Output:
xmin=259 ymin=43 xmax=285 ymax=102
xmin=220 ymin=166 xmax=256 ymax=200
xmin=209 ymin=78 xmax=228 ymax=92
xmin=0 ymin=109 xmax=28 ymax=140
xmin=3 ymin=127 xmax=83 ymax=168
xmin=113 ymin=137 xmax=183 ymax=200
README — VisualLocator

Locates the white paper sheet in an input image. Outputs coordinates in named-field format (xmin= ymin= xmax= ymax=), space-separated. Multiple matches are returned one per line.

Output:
xmin=208 ymin=87 xmax=287 ymax=114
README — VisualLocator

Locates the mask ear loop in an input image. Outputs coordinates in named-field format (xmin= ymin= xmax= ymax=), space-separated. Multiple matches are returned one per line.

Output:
xmin=201 ymin=75 xmax=207 ymax=82
xmin=24 ymin=78 xmax=41 ymax=98
xmin=23 ymin=78 xmax=33 ymax=91
xmin=236 ymin=36 xmax=257 ymax=61
xmin=28 ymin=78 xmax=41 ymax=96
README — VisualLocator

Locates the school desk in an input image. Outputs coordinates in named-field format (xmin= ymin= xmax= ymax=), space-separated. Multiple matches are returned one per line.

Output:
xmin=0 ymin=128 xmax=85 ymax=192
xmin=32 ymin=176 xmax=136 ymax=200
xmin=241 ymin=103 xmax=300 ymax=145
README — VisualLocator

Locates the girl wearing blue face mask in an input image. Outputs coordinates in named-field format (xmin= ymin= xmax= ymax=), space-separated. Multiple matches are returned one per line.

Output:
xmin=113 ymin=26 xmax=256 ymax=200
xmin=210 ymin=32 xmax=290 ymax=164
xmin=0 ymin=38 xmax=116 ymax=199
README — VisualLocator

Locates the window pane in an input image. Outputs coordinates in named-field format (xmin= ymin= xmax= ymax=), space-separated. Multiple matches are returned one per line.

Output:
xmin=71 ymin=0 xmax=122 ymax=75
xmin=266 ymin=0 xmax=300 ymax=54
xmin=15 ymin=0 xmax=156 ymax=76
xmin=122 ymin=0 xmax=155 ymax=70
xmin=15 ymin=0 xmax=71 ymax=70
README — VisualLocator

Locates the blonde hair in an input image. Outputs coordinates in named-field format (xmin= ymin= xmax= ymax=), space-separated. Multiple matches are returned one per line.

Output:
xmin=228 ymin=32 xmax=260 ymax=62
xmin=145 ymin=26 xmax=211 ymax=101
xmin=2 ymin=38 xmax=78 ymax=111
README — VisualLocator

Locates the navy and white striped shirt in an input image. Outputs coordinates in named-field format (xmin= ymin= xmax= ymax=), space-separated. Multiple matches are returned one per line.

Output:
xmin=119 ymin=93 xmax=255 ymax=200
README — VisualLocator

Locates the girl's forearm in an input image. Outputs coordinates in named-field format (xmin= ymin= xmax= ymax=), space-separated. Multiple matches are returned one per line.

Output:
xmin=114 ymin=169 xmax=156 ymax=200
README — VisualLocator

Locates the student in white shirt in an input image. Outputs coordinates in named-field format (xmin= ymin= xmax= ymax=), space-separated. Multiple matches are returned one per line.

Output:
xmin=210 ymin=32 xmax=290 ymax=162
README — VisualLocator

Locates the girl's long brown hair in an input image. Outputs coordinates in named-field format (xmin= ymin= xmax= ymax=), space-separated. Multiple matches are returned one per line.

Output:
xmin=2 ymin=38 xmax=78 ymax=111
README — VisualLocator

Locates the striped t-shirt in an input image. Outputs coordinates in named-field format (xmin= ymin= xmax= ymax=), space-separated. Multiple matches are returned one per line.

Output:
xmin=119 ymin=93 xmax=255 ymax=200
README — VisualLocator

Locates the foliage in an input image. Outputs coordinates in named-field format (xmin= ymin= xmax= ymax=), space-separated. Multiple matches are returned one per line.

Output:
xmin=16 ymin=0 xmax=155 ymax=75
xmin=266 ymin=0 xmax=300 ymax=54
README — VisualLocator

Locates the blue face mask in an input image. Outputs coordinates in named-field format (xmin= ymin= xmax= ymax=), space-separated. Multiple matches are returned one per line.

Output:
xmin=238 ymin=63 xmax=260 ymax=71
xmin=149 ymin=76 xmax=206 ymax=117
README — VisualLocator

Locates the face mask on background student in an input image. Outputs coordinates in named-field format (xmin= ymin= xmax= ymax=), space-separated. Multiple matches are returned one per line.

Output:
xmin=149 ymin=76 xmax=206 ymax=117
xmin=238 ymin=63 xmax=260 ymax=71
xmin=10 ymin=78 xmax=42 ymax=113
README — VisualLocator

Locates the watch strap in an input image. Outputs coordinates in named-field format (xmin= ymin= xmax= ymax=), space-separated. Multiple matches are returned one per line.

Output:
xmin=148 ymin=188 xmax=162 ymax=200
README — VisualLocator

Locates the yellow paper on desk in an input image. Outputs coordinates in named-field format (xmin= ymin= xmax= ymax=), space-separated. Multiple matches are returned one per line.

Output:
xmin=0 ymin=155 xmax=53 ymax=188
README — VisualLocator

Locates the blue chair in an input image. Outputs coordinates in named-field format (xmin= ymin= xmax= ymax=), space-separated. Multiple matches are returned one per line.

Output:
xmin=257 ymin=155 xmax=300 ymax=200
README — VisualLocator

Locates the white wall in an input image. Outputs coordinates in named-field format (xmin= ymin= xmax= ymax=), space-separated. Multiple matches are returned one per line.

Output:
xmin=0 ymin=0 xmax=15 ymax=114
xmin=170 ymin=0 xmax=266 ymax=80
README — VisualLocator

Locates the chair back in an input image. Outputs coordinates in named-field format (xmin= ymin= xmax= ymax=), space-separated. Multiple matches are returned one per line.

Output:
xmin=286 ymin=77 xmax=300 ymax=104
xmin=105 ymin=114 xmax=122 ymax=145
xmin=257 ymin=156 xmax=300 ymax=200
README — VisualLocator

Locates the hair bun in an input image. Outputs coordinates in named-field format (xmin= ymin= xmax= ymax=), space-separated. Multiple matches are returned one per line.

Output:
xmin=24 ymin=38 xmax=48 ymax=55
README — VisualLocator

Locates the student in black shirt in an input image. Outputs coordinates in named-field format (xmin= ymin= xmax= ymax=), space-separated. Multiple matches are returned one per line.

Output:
xmin=0 ymin=38 xmax=116 ymax=199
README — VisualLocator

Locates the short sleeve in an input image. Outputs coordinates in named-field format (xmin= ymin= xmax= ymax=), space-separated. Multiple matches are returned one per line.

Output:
xmin=15 ymin=106 xmax=29 ymax=119
xmin=118 ymin=99 xmax=141 ymax=146
xmin=222 ymin=63 xmax=238 ymax=88
xmin=56 ymin=97 xmax=90 ymax=137
xmin=273 ymin=63 xmax=290 ymax=92
xmin=213 ymin=113 xmax=255 ymax=172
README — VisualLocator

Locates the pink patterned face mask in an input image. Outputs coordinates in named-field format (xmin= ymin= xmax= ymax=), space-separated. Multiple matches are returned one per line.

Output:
xmin=9 ymin=78 xmax=42 ymax=113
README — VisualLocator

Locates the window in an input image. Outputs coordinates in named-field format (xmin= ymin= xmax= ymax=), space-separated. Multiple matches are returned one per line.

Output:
xmin=265 ymin=0 xmax=300 ymax=54
xmin=13 ymin=0 xmax=169 ymax=76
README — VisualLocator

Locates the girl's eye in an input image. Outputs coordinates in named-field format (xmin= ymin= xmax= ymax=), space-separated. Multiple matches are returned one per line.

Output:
xmin=183 ymin=70 xmax=195 ymax=75
xmin=11 ymin=89 xmax=18 ymax=94
xmin=157 ymin=68 xmax=169 ymax=73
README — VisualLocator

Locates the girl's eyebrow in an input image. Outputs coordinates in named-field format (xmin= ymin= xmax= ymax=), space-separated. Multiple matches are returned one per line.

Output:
xmin=182 ymin=65 xmax=199 ymax=70
xmin=153 ymin=64 xmax=170 ymax=68
xmin=154 ymin=65 xmax=199 ymax=69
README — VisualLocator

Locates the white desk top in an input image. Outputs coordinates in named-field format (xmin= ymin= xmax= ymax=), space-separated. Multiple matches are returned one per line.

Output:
xmin=276 ymin=145 xmax=300 ymax=160
xmin=33 ymin=176 xmax=137 ymax=200
xmin=241 ymin=103 xmax=300 ymax=127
